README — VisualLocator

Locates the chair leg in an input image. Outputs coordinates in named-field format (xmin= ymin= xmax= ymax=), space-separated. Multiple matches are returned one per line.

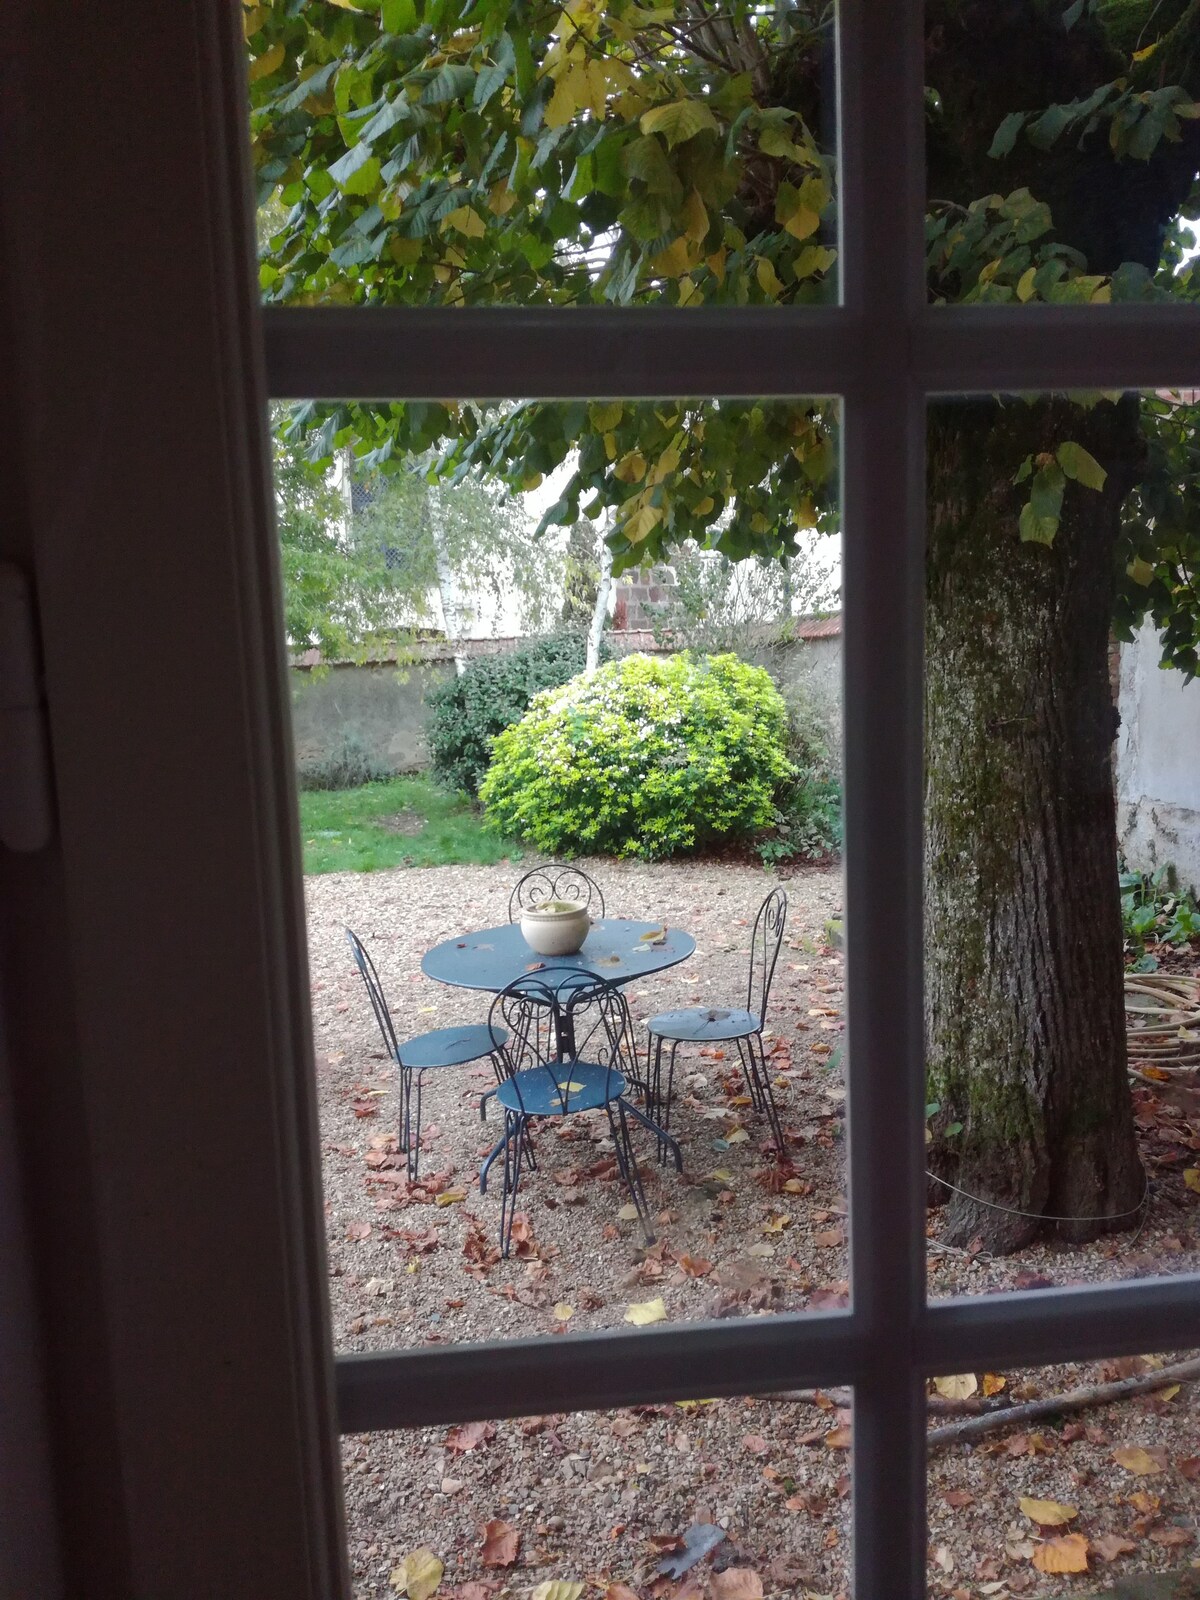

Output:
xmin=646 ymin=1032 xmax=663 ymax=1120
xmin=498 ymin=1111 xmax=527 ymax=1259
xmin=735 ymin=1036 xmax=765 ymax=1113
xmin=747 ymin=1032 xmax=786 ymax=1157
xmin=479 ymin=1130 xmax=507 ymax=1193
xmin=397 ymin=1064 xmax=414 ymax=1174
xmin=607 ymin=1099 xmax=654 ymax=1246
xmin=622 ymin=1096 xmax=683 ymax=1176
xmin=659 ymin=1040 xmax=681 ymax=1161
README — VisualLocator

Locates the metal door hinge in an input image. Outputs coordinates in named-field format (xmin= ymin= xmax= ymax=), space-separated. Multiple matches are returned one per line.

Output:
xmin=0 ymin=563 xmax=54 ymax=852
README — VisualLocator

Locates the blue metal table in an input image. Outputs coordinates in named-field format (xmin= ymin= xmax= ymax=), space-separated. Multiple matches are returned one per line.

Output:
xmin=422 ymin=918 xmax=696 ymax=1053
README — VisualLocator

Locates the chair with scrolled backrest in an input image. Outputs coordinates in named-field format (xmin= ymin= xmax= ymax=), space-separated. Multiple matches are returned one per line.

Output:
xmin=480 ymin=968 xmax=680 ymax=1257
xmin=345 ymin=926 xmax=506 ymax=1179
xmin=507 ymin=862 xmax=605 ymax=923
xmin=643 ymin=886 xmax=789 ymax=1157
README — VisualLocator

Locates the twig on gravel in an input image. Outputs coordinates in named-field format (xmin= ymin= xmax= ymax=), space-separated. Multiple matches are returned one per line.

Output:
xmin=926 ymin=1354 xmax=1200 ymax=1452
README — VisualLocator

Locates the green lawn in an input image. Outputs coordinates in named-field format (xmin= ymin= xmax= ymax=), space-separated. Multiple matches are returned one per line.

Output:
xmin=297 ymin=776 xmax=522 ymax=874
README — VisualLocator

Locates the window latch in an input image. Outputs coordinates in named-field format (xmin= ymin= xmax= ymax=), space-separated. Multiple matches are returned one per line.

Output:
xmin=0 ymin=562 xmax=54 ymax=852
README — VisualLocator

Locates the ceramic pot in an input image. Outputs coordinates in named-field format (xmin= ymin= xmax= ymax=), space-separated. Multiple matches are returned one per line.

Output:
xmin=520 ymin=900 xmax=591 ymax=956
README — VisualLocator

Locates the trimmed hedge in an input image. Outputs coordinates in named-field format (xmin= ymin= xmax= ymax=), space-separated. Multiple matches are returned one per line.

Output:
xmin=479 ymin=651 xmax=792 ymax=859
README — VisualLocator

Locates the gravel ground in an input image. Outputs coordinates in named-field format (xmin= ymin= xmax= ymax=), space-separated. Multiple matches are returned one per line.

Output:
xmin=306 ymin=858 xmax=1200 ymax=1599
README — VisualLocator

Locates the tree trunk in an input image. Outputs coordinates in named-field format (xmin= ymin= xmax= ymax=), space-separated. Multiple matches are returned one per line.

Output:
xmin=925 ymin=396 xmax=1145 ymax=1251
xmin=586 ymin=533 xmax=613 ymax=674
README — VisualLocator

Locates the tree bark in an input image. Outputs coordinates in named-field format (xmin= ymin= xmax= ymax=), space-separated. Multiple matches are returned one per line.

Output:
xmin=925 ymin=396 xmax=1145 ymax=1250
xmin=586 ymin=532 xmax=613 ymax=675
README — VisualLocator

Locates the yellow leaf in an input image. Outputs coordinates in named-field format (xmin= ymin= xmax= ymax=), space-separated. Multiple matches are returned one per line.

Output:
xmin=1112 ymin=1445 xmax=1165 ymax=1475
xmin=933 ymin=1373 xmax=978 ymax=1400
xmin=614 ymin=450 xmax=646 ymax=484
xmin=1016 ymin=266 xmax=1037 ymax=302
xmin=582 ymin=59 xmax=609 ymax=118
xmin=1183 ymin=1167 xmax=1200 ymax=1192
xmin=1020 ymin=1497 xmax=1078 ymax=1527
xmin=1127 ymin=556 xmax=1155 ymax=586
xmin=624 ymin=1297 xmax=668 ymax=1326
xmin=1157 ymin=1383 xmax=1181 ymax=1401
xmin=781 ymin=205 xmax=820 ymax=242
xmin=1091 ymin=281 xmax=1112 ymax=303
xmin=756 ymin=257 xmax=785 ymax=299
xmin=435 ymin=1188 xmax=467 ymax=1206
xmin=763 ymin=1215 xmax=792 ymax=1233
xmin=617 ymin=1203 xmax=640 ymax=1221
xmin=1132 ymin=40 xmax=1160 ymax=61
xmin=590 ymin=400 xmax=624 ymax=430
xmin=725 ymin=1128 xmax=750 ymax=1144
xmin=545 ymin=71 xmax=581 ymax=129
xmin=681 ymin=187 xmax=709 ymax=243
xmin=248 ymin=41 xmax=285 ymax=82
xmin=693 ymin=495 xmax=715 ymax=516
xmin=553 ymin=1303 xmax=574 ymax=1322
xmin=1031 ymin=1533 xmax=1089 ymax=1574
xmin=650 ymin=236 xmax=693 ymax=278
xmin=624 ymin=504 xmax=663 ymax=544
xmin=531 ymin=1584 xmax=585 ymax=1600
xmin=783 ymin=1177 xmax=807 ymax=1193
xmin=442 ymin=205 xmax=486 ymax=238
xmin=488 ymin=184 xmax=518 ymax=216
xmin=824 ymin=1425 xmax=852 ymax=1449
xmin=648 ymin=445 xmax=681 ymax=485
xmin=982 ymin=1373 xmax=1007 ymax=1397
xmin=706 ymin=246 xmax=727 ymax=283
xmin=389 ymin=1548 xmax=444 ymax=1600
xmin=639 ymin=99 xmax=718 ymax=148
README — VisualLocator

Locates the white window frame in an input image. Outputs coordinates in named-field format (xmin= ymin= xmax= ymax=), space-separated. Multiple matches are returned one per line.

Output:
xmin=2 ymin=2 xmax=1197 ymax=1597
xmin=266 ymin=6 xmax=1200 ymax=1594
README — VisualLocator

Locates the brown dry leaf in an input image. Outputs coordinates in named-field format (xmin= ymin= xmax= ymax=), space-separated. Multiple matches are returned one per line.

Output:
xmin=446 ymin=1420 xmax=496 ymax=1453
xmin=742 ymin=1434 xmax=770 ymax=1455
xmin=1031 ymin=1534 xmax=1089 ymax=1574
xmin=1126 ymin=1490 xmax=1160 ymax=1515
xmin=1092 ymin=1534 xmax=1136 ymax=1563
xmin=1019 ymin=1497 xmax=1077 ymax=1527
xmin=824 ymin=1425 xmax=852 ymax=1450
xmin=480 ymin=1520 xmax=520 ymax=1568
xmin=389 ymin=1548 xmax=444 ymax=1600
xmin=933 ymin=1373 xmax=978 ymax=1400
xmin=678 ymin=1254 xmax=713 ymax=1279
xmin=603 ymin=1587 xmax=641 ymax=1600
xmin=813 ymin=1228 xmax=845 ymax=1248
xmin=982 ymin=1373 xmax=1007 ymax=1396
xmin=943 ymin=1489 xmax=975 ymax=1508
xmin=1112 ymin=1445 xmax=1167 ymax=1475
xmin=1149 ymin=1526 xmax=1194 ymax=1548
xmin=710 ymin=1569 xmax=764 ymax=1600
xmin=457 ymin=1586 xmax=494 ymax=1600
xmin=346 ymin=1219 xmax=372 ymax=1241
xmin=1178 ymin=1455 xmax=1200 ymax=1480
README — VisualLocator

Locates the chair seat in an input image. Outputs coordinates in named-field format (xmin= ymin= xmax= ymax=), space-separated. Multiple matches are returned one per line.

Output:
xmin=398 ymin=1025 xmax=504 ymax=1070
xmin=496 ymin=1060 xmax=627 ymax=1117
xmin=646 ymin=1006 xmax=761 ymax=1043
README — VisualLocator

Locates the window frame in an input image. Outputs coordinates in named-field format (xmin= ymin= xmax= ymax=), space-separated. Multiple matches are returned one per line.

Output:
xmin=265 ymin=5 xmax=1200 ymax=1595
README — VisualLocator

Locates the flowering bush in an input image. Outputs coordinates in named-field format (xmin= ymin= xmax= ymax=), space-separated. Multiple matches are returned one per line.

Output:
xmin=479 ymin=652 xmax=792 ymax=859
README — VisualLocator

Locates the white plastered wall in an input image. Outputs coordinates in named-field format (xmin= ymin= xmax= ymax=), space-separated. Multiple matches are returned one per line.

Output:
xmin=1116 ymin=617 xmax=1200 ymax=895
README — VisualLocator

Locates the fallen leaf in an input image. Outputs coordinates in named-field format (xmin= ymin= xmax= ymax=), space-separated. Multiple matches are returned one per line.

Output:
xmin=747 ymin=1242 xmax=775 ymax=1258
xmin=553 ymin=1303 xmax=574 ymax=1322
xmin=1092 ymin=1534 xmax=1136 ymax=1563
xmin=1149 ymin=1524 xmax=1193 ymax=1547
xmin=445 ymin=1420 xmax=496 ymax=1454
xmin=725 ymin=1129 xmax=750 ymax=1145
xmin=617 ymin=1204 xmax=640 ymax=1222
xmin=530 ymin=1584 xmax=584 ymax=1600
xmin=624 ymin=1298 xmax=668 ymax=1326
xmin=346 ymin=1219 xmax=372 ymax=1241
xmin=656 ymin=1522 xmax=726 ymax=1577
xmin=678 ymin=1254 xmax=713 ymax=1278
xmin=1020 ymin=1498 xmax=1077 ymax=1527
xmin=479 ymin=1521 xmax=520 ymax=1568
xmin=1183 ymin=1167 xmax=1200 ymax=1192
xmin=933 ymin=1373 xmax=978 ymax=1400
xmin=1031 ymin=1533 xmax=1088 ymax=1574
xmin=1112 ymin=1445 xmax=1167 ymax=1475
xmin=435 ymin=1189 xmax=467 ymax=1207
xmin=457 ymin=1586 xmax=493 ymax=1600
xmin=604 ymin=1588 xmax=641 ymax=1600
xmin=763 ymin=1215 xmax=791 ymax=1233
xmin=813 ymin=1229 xmax=844 ymax=1248
xmin=710 ymin=1569 xmax=764 ymax=1600
xmin=824 ymin=1425 xmax=852 ymax=1449
xmin=982 ymin=1373 xmax=1007 ymax=1396
xmin=943 ymin=1489 xmax=975 ymax=1508
xmin=743 ymin=1434 xmax=770 ymax=1455
xmin=389 ymin=1548 xmax=444 ymax=1600
xmin=1178 ymin=1455 xmax=1200 ymax=1480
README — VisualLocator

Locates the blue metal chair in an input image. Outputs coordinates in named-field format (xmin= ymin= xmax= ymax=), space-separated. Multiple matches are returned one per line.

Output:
xmin=644 ymin=887 xmax=788 ymax=1156
xmin=345 ymin=927 xmax=506 ymax=1179
xmin=480 ymin=970 xmax=681 ymax=1257
xmin=507 ymin=862 xmax=605 ymax=923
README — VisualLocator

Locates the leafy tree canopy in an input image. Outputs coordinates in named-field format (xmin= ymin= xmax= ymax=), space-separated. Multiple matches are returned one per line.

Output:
xmin=251 ymin=0 xmax=1200 ymax=674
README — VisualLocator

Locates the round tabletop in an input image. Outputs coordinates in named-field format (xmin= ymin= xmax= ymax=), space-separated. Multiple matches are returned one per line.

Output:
xmin=422 ymin=918 xmax=696 ymax=995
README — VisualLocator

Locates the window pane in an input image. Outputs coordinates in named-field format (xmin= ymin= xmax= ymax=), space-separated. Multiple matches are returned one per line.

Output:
xmin=344 ymin=1394 xmax=854 ymax=1599
xmin=923 ymin=390 xmax=1200 ymax=1301
xmin=246 ymin=2 xmax=839 ymax=308
xmin=268 ymin=394 xmax=848 ymax=1353
xmin=927 ymin=1349 xmax=1199 ymax=1593
xmin=924 ymin=3 xmax=1200 ymax=309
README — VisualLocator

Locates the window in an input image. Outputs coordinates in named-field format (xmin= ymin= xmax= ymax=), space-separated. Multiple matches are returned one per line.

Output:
xmin=262 ymin=5 xmax=1200 ymax=1594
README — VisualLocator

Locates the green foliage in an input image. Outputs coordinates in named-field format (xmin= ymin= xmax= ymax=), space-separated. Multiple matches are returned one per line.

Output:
xmin=425 ymin=632 xmax=593 ymax=797
xmin=297 ymin=728 xmax=394 ymax=791
xmin=298 ymin=775 xmax=521 ymax=873
xmin=756 ymin=775 xmax=842 ymax=866
xmin=1120 ymin=861 xmax=1200 ymax=966
xmin=479 ymin=651 xmax=792 ymax=859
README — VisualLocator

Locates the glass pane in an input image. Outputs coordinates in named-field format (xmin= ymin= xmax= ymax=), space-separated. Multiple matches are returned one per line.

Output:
xmin=269 ymin=392 xmax=848 ymax=1351
xmin=924 ymin=3 xmax=1200 ymax=307
xmin=246 ymin=2 xmax=839 ymax=308
xmin=923 ymin=391 xmax=1200 ymax=1300
xmin=345 ymin=1394 xmax=854 ymax=1599
xmin=927 ymin=1350 xmax=1199 ymax=1594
